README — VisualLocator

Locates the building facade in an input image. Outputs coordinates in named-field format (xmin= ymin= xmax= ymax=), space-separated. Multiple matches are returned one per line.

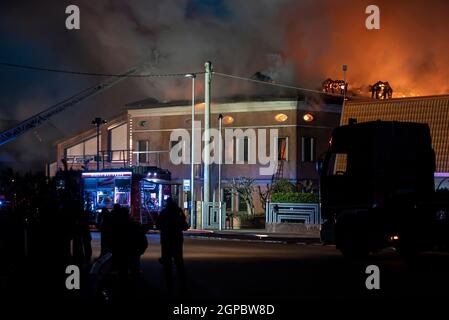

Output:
xmin=54 ymin=95 xmax=342 ymax=215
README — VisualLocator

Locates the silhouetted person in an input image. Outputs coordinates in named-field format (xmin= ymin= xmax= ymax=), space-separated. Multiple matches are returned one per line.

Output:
xmin=111 ymin=206 xmax=148 ymax=287
xmin=72 ymin=209 xmax=92 ymax=265
xmin=98 ymin=208 xmax=113 ymax=256
xmin=384 ymin=82 xmax=393 ymax=99
xmin=81 ymin=210 xmax=93 ymax=263
xmin=371 ymin=81 xmax=383 ymax=99
xmin=156 ymin=197 xmax=189 ymax=290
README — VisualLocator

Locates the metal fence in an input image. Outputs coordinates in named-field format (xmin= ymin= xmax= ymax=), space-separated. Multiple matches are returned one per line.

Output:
xmin=266 ymin=202 xmax=321 ymax=224
xmin=61 ymin=149 xmax=169 ymax=171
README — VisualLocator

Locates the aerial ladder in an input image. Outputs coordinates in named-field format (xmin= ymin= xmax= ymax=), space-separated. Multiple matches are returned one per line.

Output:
xmin=0 ymin=64 xmax=146 ymax=146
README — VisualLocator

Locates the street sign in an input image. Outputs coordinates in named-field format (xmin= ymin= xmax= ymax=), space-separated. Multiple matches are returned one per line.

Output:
xmin=183 ymin=179 xmax=191 ymax=192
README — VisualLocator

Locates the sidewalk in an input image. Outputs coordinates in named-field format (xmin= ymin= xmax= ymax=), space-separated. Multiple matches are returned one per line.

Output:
xmin=148 ymin=228 xmax=321 ymax=244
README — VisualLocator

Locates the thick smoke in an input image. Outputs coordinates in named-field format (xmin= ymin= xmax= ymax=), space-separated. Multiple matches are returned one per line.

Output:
xmin=0 ymin=0 xmax=448 ymax=169
xmin=1 ymin=0 xmax=296 ymax=118
xmin=3 ymin=0 xmax=449 ymax=110
xmin=73 ymin=0 xmax=297 ymax=100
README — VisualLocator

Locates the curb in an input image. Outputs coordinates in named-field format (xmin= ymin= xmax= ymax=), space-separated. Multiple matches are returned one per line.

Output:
xmin=92 ymin=229 xmax=321 ymax=244
xmin=182 ymin=230 xmax=321 ymax=244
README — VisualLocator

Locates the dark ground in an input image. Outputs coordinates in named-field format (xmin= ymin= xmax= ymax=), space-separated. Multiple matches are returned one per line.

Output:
xmin=104 ymin=233 xmax=449 ymax=317
xmin=3 ymin=232 xmax=449 ymax=317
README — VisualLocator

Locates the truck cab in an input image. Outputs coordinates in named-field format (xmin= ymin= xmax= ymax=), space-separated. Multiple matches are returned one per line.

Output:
xmin=320 ymin=120 xmax=437 ymax=257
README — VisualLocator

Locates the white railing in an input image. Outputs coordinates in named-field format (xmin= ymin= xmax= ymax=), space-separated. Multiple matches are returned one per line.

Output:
xmin=132 ymin=150 xmax=169 ymax=167
xmin=62 ymin=149 xmax=170 ymax=170
xmin=266 ymin=202 xmax=321 ymax=224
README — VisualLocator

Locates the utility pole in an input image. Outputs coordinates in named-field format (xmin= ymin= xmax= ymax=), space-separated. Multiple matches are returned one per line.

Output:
xmin=185 ymin=73 xmax=196 ymax=228
xmin=203 ymin=62 xmax=212 ymax=205
xmin=342 ymin=64 xmax=348 ymax=103
xmin=92 ymin=117 xmax=107 ymax=171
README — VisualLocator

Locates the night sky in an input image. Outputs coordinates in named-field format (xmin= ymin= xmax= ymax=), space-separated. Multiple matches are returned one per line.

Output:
xmin=0 ymin=0 xmax=448 ymax=169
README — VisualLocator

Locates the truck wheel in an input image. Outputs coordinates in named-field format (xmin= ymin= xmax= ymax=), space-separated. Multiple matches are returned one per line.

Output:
xmin=336 ymin=223 xmax=369 ymax=259
xmin=395 ymin=243 xmax=420 ymax=258
xmin=320 ymin=220 xmax=335 ymax=244
xmin=339 ymin=239 xmax=369 ymax=259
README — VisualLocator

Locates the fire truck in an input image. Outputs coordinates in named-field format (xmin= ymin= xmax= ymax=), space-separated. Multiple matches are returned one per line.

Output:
xmin=320 ymin=120 xmax=449 ymax=257
xmin=81 ymin=166 xmax=180 ymax=229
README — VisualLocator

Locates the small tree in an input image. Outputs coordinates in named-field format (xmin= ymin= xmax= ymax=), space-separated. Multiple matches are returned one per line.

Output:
xmin=258 ymin=184 xmax=272 ymax=212
xmin=230 ymin=177 xmax=255 ymax=215
xmin=297 ymin=179 xmax=315 ymax=193
xmin=258 ymin=179 xmax=296 ymax=211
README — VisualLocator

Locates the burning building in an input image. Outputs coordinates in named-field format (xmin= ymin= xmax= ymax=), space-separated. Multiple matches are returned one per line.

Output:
xmin=369 ymin=81 xmax=393 ymax=99
xmin=322 ymin=78 xmax=347 ymax=95
xmin=54 ymin=94 xmax=343 ymax=229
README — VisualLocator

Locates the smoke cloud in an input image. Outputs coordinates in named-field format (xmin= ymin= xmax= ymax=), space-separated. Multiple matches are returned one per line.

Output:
xmin=0 ymin=0 xmax=448 ymax=168
xmin=2 ymin=1 xmax=449 ymax=108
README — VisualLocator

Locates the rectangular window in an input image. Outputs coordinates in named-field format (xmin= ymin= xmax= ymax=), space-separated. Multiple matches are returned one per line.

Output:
xmin=323 ymin=152 xmax=348 ymax=176
xmin=238 ymin=195 xmax=247 ymax=212
xmin=224 ymin=188 xmax=233 ymax=212
xmin=244 ymin=137 xmax=249 ymax=162
xmin=84 ymin=136 xmax=98 ymax=156
xmin=236 ymin=137 xmax=250 ymax=163
xmin=66 ymin=143 xmax=83 ymax=158
xmin=194 ymin=164 xmax=202 ymax=179
xmin=108 ymin=123 xmax=127 ymax=161
xmin=138 ymin=140 xmax=149 ymax=164
xmin=302 ymin=136 xmax=316 ymax=162
xmin=278 ymin=137 xmax=288 ymax=161
xmin=65 ymin=136 xmax=99 ymax=161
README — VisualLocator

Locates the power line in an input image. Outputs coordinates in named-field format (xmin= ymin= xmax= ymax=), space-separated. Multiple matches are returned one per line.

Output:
xmin=213 ymin=71 xmax=347 ymax=98
xmin=0 ymin=61 xmax=204 ymax=77
xmin=0 ymin=61 xmax=362 ymax=98
xmin=0 ymin=64 xmax=143 ymax=146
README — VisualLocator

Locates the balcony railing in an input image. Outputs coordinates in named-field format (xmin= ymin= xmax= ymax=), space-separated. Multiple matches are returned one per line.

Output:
xmin=62 ymin=149 xmax=170 ymax=170
xmin=133 ymin=150 xmax=170 ymax=167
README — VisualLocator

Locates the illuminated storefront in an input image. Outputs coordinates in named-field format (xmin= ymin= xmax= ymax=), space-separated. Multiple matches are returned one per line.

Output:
xmin=81 ymin=168 xmax=180 ymax=227
xmin=82 ymin=171 xmax=132 ymax=212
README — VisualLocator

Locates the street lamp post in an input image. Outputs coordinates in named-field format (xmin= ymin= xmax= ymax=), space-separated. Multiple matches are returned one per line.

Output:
xmin=342 ymin=64 xmax=348 ymax=102
xmin=204 ymin=62 xmax=212 ymax=205
xmin=185 ymin=73 xmax=196 ymax=228
xmin=218 ymin=113 xmax=223 ymax=230
xmin=91 ymin=117 xmax=107 ymax=171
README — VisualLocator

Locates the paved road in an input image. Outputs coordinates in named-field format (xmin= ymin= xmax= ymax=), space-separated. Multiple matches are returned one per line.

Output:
xmin=90 ymin=232 xmax=449 ymax=307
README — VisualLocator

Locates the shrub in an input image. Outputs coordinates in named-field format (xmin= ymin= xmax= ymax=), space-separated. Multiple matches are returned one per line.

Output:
xmin=271 ymin=192 xmax=319 ymax=203
xmin=272 ymin=179 xmax=296 ymax=193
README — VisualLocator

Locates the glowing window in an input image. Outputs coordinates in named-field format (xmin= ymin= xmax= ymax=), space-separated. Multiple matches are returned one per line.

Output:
xmin=223 ymin=116 xmax=234 ymax=124
xmin=222 ymin=116 xmax=234 ymax=124
xmin=303 ymin=113 xmax=314 ymax=122
xmin=275 ymin=113 xmax=288 ymax=122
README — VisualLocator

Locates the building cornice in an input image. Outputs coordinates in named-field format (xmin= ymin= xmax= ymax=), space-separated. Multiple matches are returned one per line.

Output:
xmin=128 ymin=100 xmax=341 ymax=117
